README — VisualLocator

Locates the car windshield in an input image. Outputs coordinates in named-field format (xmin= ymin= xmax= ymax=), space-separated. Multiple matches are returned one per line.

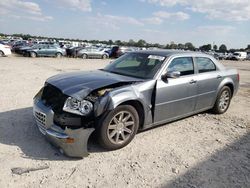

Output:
xmin=103 ymin=52 xmax=166 ymax=79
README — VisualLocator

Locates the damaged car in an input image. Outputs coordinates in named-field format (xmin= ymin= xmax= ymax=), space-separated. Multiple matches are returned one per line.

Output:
xmin=33 ymin=50 xmax=239 ymax=157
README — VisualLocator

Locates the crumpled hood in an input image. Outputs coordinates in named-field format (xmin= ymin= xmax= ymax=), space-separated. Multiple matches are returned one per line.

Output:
xmin=46 ymin=70 xmax=143 ymax=100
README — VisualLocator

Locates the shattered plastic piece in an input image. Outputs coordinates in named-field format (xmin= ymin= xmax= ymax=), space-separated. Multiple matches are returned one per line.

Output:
xmin=11 ymin=165 xmax=49 ymax=175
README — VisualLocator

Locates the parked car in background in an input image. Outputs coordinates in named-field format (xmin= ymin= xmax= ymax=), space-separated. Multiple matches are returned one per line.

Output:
xmin=107 ymin=46 xmax=138 ymax=58
xmin=11 ymin=41 xmax=30 ymax=53
xmin=26 ymin=44 xmax=66 ymax=58
xmin=0 ymin=39 xmax=9 ymax=45
xmin=119 ymin=46 xmax=136 ymax=56
xmin=225 ymin=53 xmax=233 ymax=60
xmin=17 ymin=44 xmax=35 ymax=55
xmin=33 ymin=50 xmax=239 ymax=157
xmin=213 ymin=53 xmax=227 ymax=60
xmin=66 ymin=46 xmax=85 ymax=58
xmin=77 ymin=48 xmax=109 ymax=59
xmin=230 ymin=52 xmax=247 ymax=61
xmin=108 ymin=46 xmax=121 ymax=58
xmin=0 ymin=43 xmax=11 ymax=57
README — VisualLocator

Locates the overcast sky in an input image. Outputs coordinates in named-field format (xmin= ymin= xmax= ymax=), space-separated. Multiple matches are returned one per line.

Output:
xmin=0 ymin=0 xmax=250 ymax=48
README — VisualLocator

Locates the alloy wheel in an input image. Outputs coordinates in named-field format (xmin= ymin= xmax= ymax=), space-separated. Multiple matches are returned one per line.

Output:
xmin=219 ymin=90 xmax=230 ymax=111
xmin=107 ymin=111 xmax=135 ymax=145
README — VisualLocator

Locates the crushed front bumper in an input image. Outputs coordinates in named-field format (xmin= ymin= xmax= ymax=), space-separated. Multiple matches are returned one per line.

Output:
xmin=33 ymin=99 xmax=94 ymax=158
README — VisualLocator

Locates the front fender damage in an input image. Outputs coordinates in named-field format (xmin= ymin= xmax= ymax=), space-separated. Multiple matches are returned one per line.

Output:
xmin=93 ymin=80 xmax=156 ymax=126
xmin=45 ymin=82 xmax=136 ymax=158
xmin=46 ymin=81 xmax=153 ymax=158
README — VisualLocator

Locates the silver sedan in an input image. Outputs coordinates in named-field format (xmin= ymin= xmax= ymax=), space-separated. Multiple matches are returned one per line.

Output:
xmin=77 ymin=48 xmax=109 ymax=59
xmin=33 ymin=50 xmax=239 ymax=157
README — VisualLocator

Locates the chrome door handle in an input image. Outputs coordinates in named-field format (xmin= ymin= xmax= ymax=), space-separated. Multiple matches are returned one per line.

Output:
xmin=217 ymin=75 xmax=222 ymax=79
xmin=189 ymin=79 xmax=197 ymax=84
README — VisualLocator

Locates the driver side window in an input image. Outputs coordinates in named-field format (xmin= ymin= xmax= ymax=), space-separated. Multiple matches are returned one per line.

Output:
xmin=167 ymin=57 xmax=194 ymax=76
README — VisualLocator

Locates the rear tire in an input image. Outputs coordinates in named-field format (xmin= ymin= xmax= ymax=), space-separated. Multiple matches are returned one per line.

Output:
xmin=97 ymin=105 xmax=139 ymax=150
xmin=102 ymin=54 xmax=108 ymax=59
xmin=212 ymin=86 xmax=232 ymax=114
xmin=30 ymin=52 xmax=37 ymax=58
xmin=82 ymin=54 xmax=88 ymax=59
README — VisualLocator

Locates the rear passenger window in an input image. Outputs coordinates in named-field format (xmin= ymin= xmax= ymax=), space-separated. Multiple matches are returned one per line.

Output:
xmin=196 ymin=57 xmax=216 ymax=73
xmin=167 ymin=57 xmax=194 ymax=76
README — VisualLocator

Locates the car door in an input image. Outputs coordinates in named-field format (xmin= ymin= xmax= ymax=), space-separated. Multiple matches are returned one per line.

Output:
xmin=35 ymin=44 xmax=44 ymax=56
xmin=47 ymin=45 xmax=56 ymax=56
xmin=154 ymin=57 xmax=198 ymax=124
xmin=95 ymin=49 xmax=102 ymax=58
xmin=40 ymin=44 xmax=50 ymax=56
xmin=92 ymin=49 xmax=99 ymax=58
xmin=88 ymin=49 xmax=95 ymax=58
xmin=97 ymin=50 xmax=103 ymax=58
xmin=194 ymin=57 xmax=221 ymax=110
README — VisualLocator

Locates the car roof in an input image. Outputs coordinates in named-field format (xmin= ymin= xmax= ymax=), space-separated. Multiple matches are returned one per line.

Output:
xmin=133 ymin=50 xmax=206 ymax=57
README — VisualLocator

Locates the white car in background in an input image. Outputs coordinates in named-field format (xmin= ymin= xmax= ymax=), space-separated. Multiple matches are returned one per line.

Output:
xmin=0 ymin=43 xmax=11 ymax=57
xmin=232 ymin=51 xmax=247 ymax=61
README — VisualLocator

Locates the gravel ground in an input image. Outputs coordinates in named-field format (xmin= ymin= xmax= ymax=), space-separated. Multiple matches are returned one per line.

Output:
xmin=0 ymin=56 xmax=249 ymax=188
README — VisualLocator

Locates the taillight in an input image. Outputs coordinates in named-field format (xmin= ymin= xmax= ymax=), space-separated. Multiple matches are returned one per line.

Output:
xmin=4 ymin=45 xmax=10 ymax=48
xmin=237 ymin=73 xmax=240 ymax=82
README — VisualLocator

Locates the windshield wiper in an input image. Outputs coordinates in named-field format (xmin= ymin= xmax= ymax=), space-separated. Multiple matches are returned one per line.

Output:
xmin=101 ymin=69 xmax=130 ymax=77
xmin=111 ymin=70 xmax=145 ymax=79
xmin=100 ymin=69 xmax=144 ymax=79
xmin=109 ymin=70 xmax=128 ymax=76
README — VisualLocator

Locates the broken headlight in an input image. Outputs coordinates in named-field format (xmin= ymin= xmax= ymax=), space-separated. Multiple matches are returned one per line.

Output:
xmin=63 ymin=97 xmax=93 ymax=116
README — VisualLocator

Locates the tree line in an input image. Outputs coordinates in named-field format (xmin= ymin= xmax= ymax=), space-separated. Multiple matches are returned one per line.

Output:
xmin=1 ymin=33 xmax=249 ymax=53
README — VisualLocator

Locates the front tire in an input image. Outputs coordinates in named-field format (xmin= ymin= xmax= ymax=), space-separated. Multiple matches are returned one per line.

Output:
xmin=212 ymin=86 xmax=232 ymax=114
xmin=97 ymin=105 xmax=139 ymax=150
xmin=55 ymin=52 xmax=62 ymax=58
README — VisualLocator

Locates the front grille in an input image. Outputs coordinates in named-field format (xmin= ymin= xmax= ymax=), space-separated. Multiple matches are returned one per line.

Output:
xmin=41 ymin=84 xmax=67 ymax=113
xmin=35 ymin=111 xmax=46 ymax=126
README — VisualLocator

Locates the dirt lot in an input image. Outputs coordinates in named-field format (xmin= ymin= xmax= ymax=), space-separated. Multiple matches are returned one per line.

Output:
xmin=0 ymin=56 xmax=249 ymax=188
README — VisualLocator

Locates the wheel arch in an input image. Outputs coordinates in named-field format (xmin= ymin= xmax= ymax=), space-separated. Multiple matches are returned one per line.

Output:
xmin=213 ymin=79 xmax=235 ymax=107
xmin=224 ymin=83 xmax=234 ymax=96
xmin=212 ymin=82 xmax=233 ymax=114
xmin=55 ymin=52 xmax=62 ymax=56
xmin=94 ymin=84 xmax=154 ymax=130
xmin=217 ymin=77 xmax=235 ymax=96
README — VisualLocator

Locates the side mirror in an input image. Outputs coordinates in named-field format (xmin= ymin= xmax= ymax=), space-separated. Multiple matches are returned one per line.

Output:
xmin=161 ymin=71 xmax=181 ymax=81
